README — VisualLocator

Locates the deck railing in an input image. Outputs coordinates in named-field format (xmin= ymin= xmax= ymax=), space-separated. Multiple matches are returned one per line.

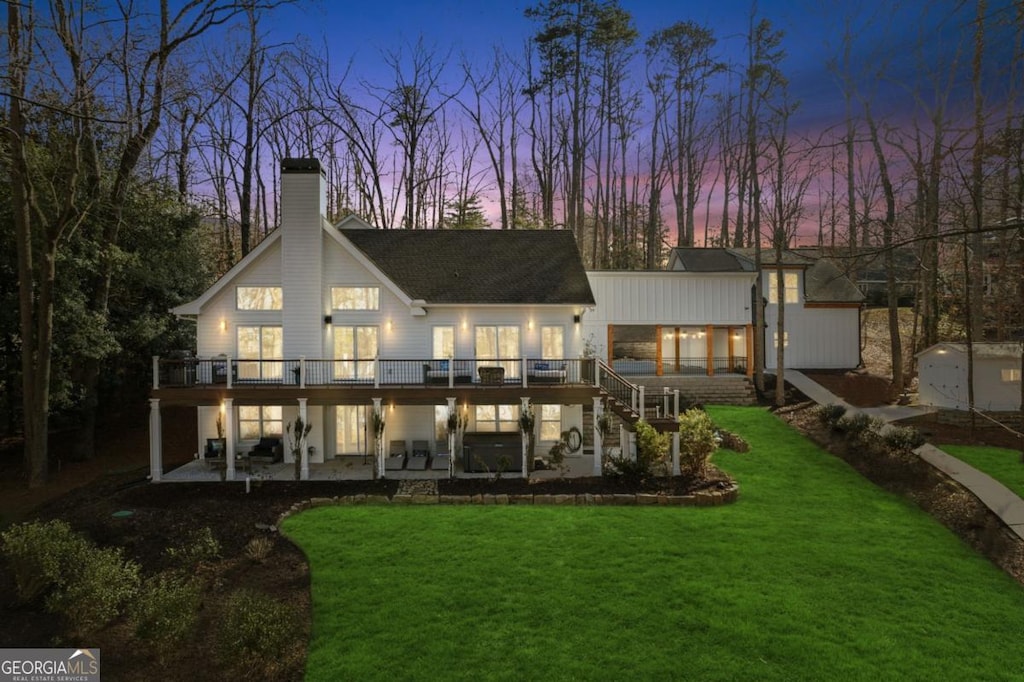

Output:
xmin=153 ymin=356 xmax=596 ymax=390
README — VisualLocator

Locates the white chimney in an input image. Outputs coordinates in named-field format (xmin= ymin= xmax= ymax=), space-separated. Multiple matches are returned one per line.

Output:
xmin=280 ymin=158 xmax=326 ymax=359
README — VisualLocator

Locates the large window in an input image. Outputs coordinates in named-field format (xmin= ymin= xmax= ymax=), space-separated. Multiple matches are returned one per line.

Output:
xmin=475 ymin=405 xmax=519 ymax=432
xmin=541 ymin=326 xmax=564 ymax=359
xmin=237 ymin=326 xmax=283 ymax=379
xmin=767 ymin=272 xmax=799 ymax=304
xmin=433 ymin=326 xmax=454 ymax=358
xmin=332 ymin=287 xmax=379 ymax=310
xmin=239 ymin=406 xmax=282 ymax=440
xmin=336 ymin=405 xmax=369 ymax=454
xmin=236 ymin=287 xmax=282 ymax=310
xmin=475 ymin=325 xmax=520 ymax=378
xmin=540 ymin=404 xmax=561 ymax=441
xmin=334 ymin=326 xmax=378 ymax=380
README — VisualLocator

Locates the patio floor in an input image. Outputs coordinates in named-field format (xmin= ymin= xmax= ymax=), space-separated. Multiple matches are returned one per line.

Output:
xmin=161 ymin=453 xmax=598 ymax=482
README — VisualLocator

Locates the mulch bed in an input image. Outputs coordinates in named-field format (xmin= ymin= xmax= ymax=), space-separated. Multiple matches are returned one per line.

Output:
xmin=438 ymin=472 xmax=733 ymax=497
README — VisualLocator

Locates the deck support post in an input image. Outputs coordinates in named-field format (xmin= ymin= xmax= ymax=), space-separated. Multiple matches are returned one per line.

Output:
xmin=672 ymin=390 xmax=681 ymax=476
xmin=447 ymin=397 xmax=457 ymax=478
xmin=299 ymin=397 xmax=309 ymax=480
xmin=592 ymin=397 xmax=604 ymax=475
xmin=224 ymin=398 xmax=235 ymax=480
xmin=149 ymin=398 xmax=162 ymax=482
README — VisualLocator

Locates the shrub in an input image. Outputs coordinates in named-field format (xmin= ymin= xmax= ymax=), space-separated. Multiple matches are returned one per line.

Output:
xmin=815 ymin=403 xmax=847 ymax=429
xmin=133 ymin=573 xmax=202 ymax=656
xmin=46 ymin=545 xmax=140 ymax=637
xmin=1 ymin=520 xmax=89 ymax=603
xmin=244 ymin=536 xmax=274 ymax=563
xmin=716 ymin=429 xmax=750 ymax=453
xmin=217 ymin=589 xmax=300 ymax=676
xmin=834 ymin=412 xmax=882 ymax=442
xmin=884 ymin=426 xmax=926 ymax=455
xmin=165 ymin=527 xmax=221 ymax=569
xmin=678 ymin=409 xmax=720 ymax=478
xmin=605 ymin=420 xmax=669 ymax=484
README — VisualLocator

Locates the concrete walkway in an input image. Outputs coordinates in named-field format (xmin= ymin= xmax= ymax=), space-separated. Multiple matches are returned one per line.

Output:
xmin=784 ymin=370 xmax=1024 ymax=543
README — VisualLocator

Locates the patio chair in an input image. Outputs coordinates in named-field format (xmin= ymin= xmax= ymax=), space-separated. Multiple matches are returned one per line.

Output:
xmin=407 ymin=439 xmax=430 ymax=471
xmin=385 ymin=440 xmax=406 ymax=470
xmin=431 ymin=440 xmax=451 ymax=472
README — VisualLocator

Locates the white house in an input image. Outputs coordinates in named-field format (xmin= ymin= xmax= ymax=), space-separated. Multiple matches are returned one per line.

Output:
xmin=917 ymin=342 xmax=1023 ymax=411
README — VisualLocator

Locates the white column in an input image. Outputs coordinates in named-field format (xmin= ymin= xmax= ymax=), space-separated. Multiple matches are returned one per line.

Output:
xmin=521 ymin=358 xmax=528 ymax=388
xmin=520 ymin=397 xmax=530 ymax=479
xmin=224 ymin=398 xmax=235 ymax=479
xmin=373 ymin=397 xmax=384 ymax=479
xmin=592 ymin=397 xmax=603 ymax=476
xmin=672 ymin=390 xmax=681 ymax=476
xmin=447 ymin=397 xmax=457 ymax=478
xmin=148 ymin=398 xmax=162 ymax=481
xmin=299 ymin=397 xmax=309 ymax=480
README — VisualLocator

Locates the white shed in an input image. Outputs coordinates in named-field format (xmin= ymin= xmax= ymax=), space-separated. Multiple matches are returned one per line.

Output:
xmin=917 ymin=342 xmax=1023 ymax=411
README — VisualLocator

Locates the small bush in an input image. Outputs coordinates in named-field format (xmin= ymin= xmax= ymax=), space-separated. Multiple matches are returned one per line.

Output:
xmin=815 ymin=403 xmax=848 ymax=429
xmin=1 ymin=520 xmax=89 ymax=603
xmin=46 ymin=545 xmax=140 ymax=637
xmin=133 ymin=573 xmax=202 ymax=656
xmin=834 ymin=412 xmax=882 ymax=442
xmin=884 ymin=426 xmax=926 ymax=455
xmin=605 ymin=420 xmax=669 ymax=484
xmin=166 ymin=527 xmax=221 ymax=569
xmin=217 ymin=589 xmax=300 ymax=676
xmin=678 ymin=409 xmax=720 ymax=478
xmin=716 ymin=429 xmax=750 ymax=453
xmin=244 ymin=536 xmax=274 ymax=563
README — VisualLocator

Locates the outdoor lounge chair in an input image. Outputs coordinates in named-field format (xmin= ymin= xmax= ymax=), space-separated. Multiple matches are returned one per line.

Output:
xmin=407 ymin=439 xmax=430 ymax=470
xmin=430 ymin=440 xmax=451 ymax=472
xmin=385 ymin=440 xmax=406 ymax=470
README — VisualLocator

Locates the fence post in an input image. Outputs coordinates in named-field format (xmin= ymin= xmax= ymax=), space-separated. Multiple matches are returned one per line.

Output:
xmin=299 ymin=356 xmax=306 ymax=388
xmin=152 ymin=356 xmax=160 ymax=390
xmin=521 ymin=358 xmax=528 ymax=388
xmin=226 ymin=357 xmax=233 ymax=389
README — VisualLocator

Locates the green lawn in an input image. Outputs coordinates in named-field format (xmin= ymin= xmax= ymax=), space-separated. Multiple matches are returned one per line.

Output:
xmin=940 ymin=444 xmax=1024 ymax=499
xmin=282 ymin=407 xmax=1024 ymax=681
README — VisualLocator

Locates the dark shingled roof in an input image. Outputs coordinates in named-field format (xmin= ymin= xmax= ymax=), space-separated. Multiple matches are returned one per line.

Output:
xmin=670 ymin=248 xmax=754 ymax=272
xmin=340 ymin=228 xmax=596 ymax=305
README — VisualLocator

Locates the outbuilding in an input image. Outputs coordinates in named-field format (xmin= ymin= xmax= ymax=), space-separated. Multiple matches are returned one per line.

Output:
xmin=916 ymin=342 xmax=1023 ymax=411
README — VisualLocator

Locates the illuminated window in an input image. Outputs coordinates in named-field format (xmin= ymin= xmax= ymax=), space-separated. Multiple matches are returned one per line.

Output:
xmin=331 ymin=287 xmax=379 ymax=310
xmin=540 ymin=404 xmax=562 ymax=441
xmin=237 ymin=326 xmax=282 ymax=379
xmin=334 ymin=326 xmax=378 ymax=380
xmin=767 ymin=272 xmax=799 ymax=304
xmin=476 ymin=325 xmax=520 ymax=378
xmin=433 ymin=326 xmax=454 ymax=358
xmin=475 ymin=405 xmax=519 ymax=432
xmin=239 ymin=406 xmax=282 ymax=440
xmin=236 ymin=287 xmax=282 ymax=310
xmin=541 ymin=326 xmax=564 ymax=359
xmin=1002 ymin=368 xmax=1021 ymax=382
xmin=772 ymin=331 xmax=790 ymax=348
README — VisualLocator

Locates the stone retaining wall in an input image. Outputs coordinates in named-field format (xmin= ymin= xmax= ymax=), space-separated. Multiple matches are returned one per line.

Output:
xmin=276 ymin=484 xmax=739 ymax=525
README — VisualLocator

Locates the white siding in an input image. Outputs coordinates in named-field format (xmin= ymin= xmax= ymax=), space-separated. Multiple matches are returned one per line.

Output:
xmin=764 ymin=305 xmax=860 ymax=369
xmin=585 ymin=272 xmax=753 ymax=326
xmin=918 ymin=351 xmax=1022 ymax=410
xmin=281 ymin=170 xmax=326 ymax=358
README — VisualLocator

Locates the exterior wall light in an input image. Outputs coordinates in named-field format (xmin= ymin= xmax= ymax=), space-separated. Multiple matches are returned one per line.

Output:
xmin=324 ymin=315 xmax=333 ymax=325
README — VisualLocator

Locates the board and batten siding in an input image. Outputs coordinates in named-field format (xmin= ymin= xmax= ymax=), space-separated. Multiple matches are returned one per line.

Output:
xmin=918 ymin=350 xmax=1022 ymax=411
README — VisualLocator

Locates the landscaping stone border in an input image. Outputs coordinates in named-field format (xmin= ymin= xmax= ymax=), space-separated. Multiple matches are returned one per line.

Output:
xmin=275 ymin=484 xmax=739 ymax=526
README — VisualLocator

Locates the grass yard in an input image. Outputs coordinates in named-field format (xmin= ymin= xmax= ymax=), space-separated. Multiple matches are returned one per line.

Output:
xmin=940 ymin=444 xmax=1024 ymax=499
xmin=282 ymin=407 xmax=1024 ymax=681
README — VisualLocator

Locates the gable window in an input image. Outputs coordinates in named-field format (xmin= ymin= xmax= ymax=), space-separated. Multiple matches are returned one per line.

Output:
xmin=433 ymin=326 xmax=454 ymax=358
xmin=475 ymin=405 xmax=519 ymax=432
xmin=767 ymin=272 xmax=799 ymax=304
xmin=334 ymin=326 xmax=378 ymax=380
xmin=476 ymin=325 xmax=520 ymax=378
xmin=236 ymin=287 xmax=282 ymax=310
xmin=237 ymin=326 xmax=283 ymax=379
xmin=239 ymin=406 xmax=282 ymax=440
xmin=540 ymin=404 xmax=562 ymax=441
xmin=1002 ymin=368 xmax=1021 ymax=382
xmin=541 ymin=326 xmax=564 ymax=359
xmin=332 ymin=287 xmax=379 ymax=311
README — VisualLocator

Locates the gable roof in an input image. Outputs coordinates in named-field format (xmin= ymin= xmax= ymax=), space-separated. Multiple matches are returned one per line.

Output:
xmin=801 ymin=259 xmax=865 ymax=303
xmin=917 ymin=342 xmax=1023 ymax=360
xmin=668 ymin=248 xmax=753 ymax=272
xmin=172 ymin=230 xmax=282 ymax=316
xmin=340 ymin=229 xmax=595 ymax=305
